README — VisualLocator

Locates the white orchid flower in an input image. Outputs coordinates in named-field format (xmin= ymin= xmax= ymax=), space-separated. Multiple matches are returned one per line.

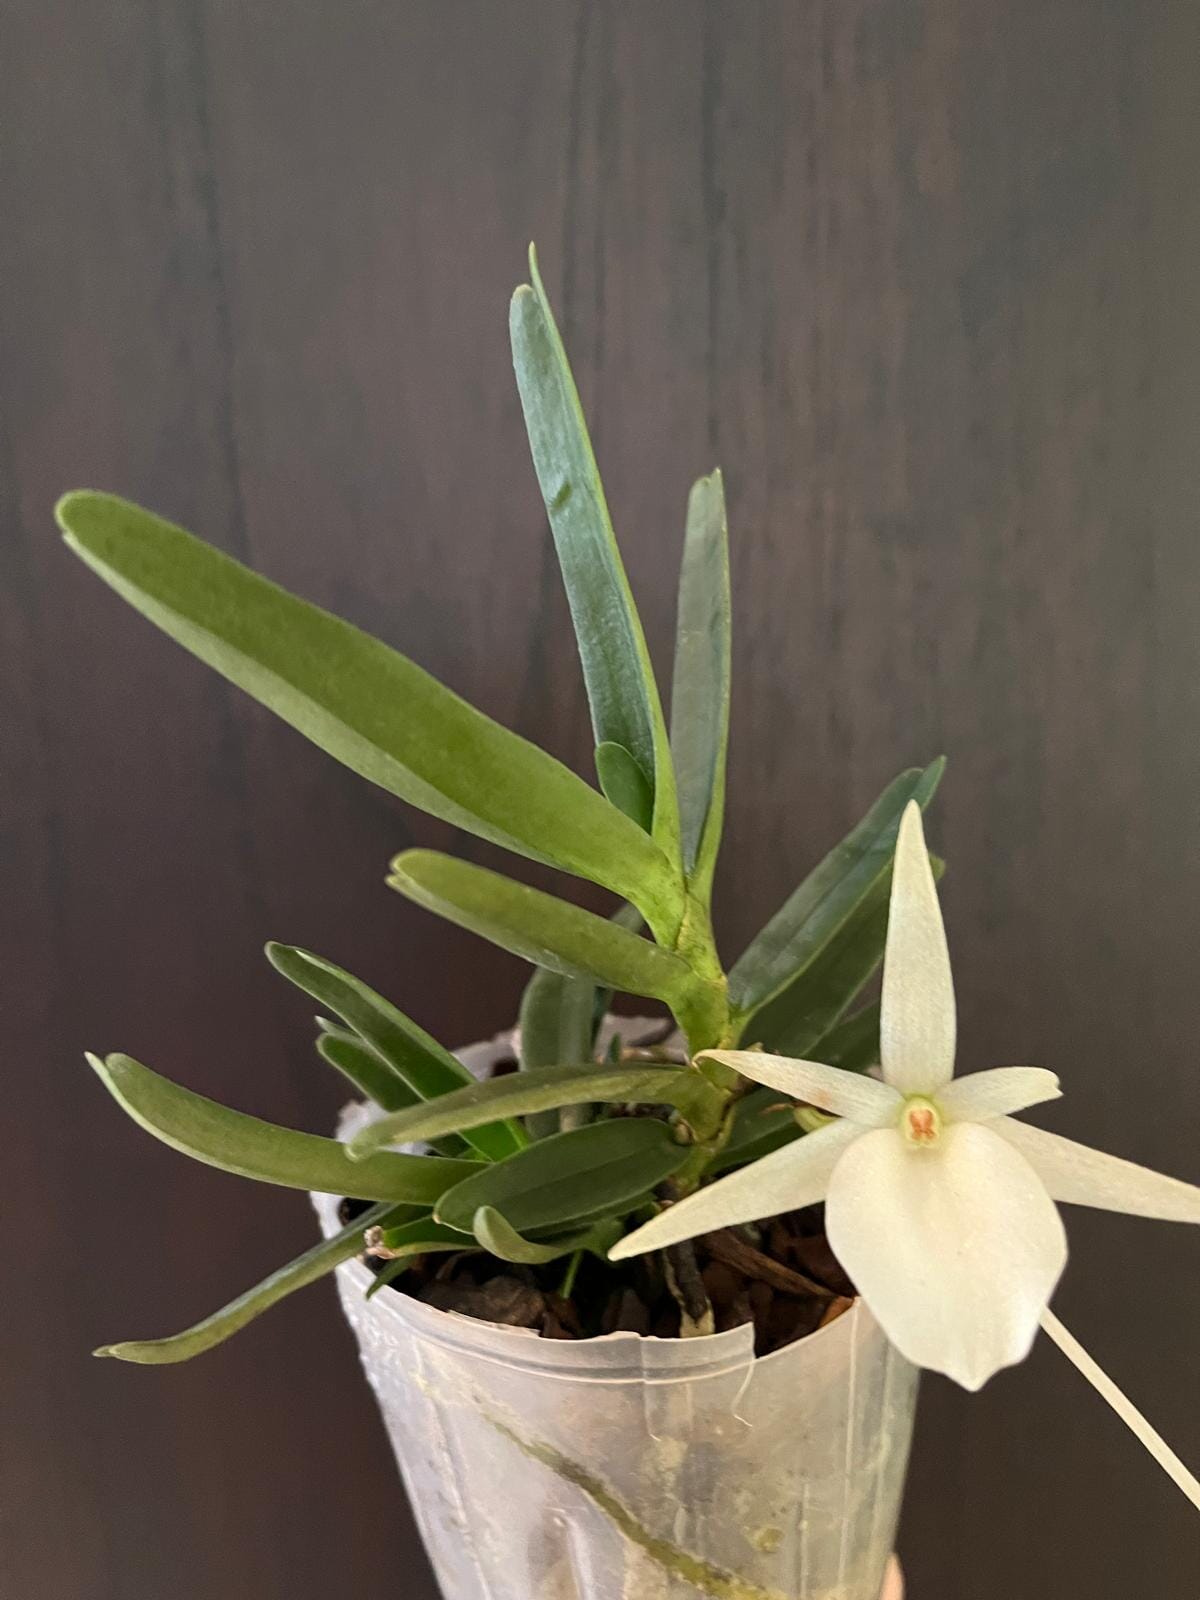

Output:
xmin=611 ymin=801 xmax=1200 ymax=1505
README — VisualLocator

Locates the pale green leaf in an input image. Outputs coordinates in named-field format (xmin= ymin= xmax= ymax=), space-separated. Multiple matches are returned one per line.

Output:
xmin=94 ymin=1201 xmax=412 ymax=1363
xmin=57 ymin=491 xmax=680 ymax=929
xmin=387 ymin=851 xmax=702 ymax=1010
xmin=671 ymin=470 xmax=730 ymax=891
xmin=88 ymin=1052 xmax=478 ymax=1204
xmin=472 ymin=1206 xmax=621 ymax=1265
xmin=348 ymin=1062 xmax=720 ymax=1158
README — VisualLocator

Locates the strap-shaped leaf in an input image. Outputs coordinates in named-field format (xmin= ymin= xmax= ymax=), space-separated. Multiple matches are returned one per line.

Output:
xmin=813 ymin=1001 xmax=882 ymax=1075
xmin=671 ymin=470 xmax=731 ymax=891
xmin=315 ymin=1032 xmax=468 ymax=1157
xmin=594 ymin=743 xmax=653 ymax=833
xmin=472 ymin=1206 xmax=620 ymax=1265
xmin=517 ymin=964 xmax=596 ymax=1139
xmin=435 ymin=1119 xmax=689 ymax=1235
xmin=348 ymin=1062 xmax=720 ymax=1158
xmin=510 ymin=248 xmax=680 ymax=862
xmin=387 ymin=851 xmax=701 ymax=1009
xmin=364 ymin=1218 xmax=471 ymax=1298
xmin=712 ymin=1087 xmax=800 ymax=1174
xmin=749 ymin=857 xmax=944 ymax=1055
xmin=57 ymin=492 xmax=679 ymax=927
xmin=314 ymin=1027 xmax=415 ymax=1112
xmin=729 ymin=759 xmax=945 ymax=1014
xmin=266 ymin=943 xmax=522 ymax=1160
xmin=88 ymin=1052 xmax=478 ymax=1203
xmin=94 ymin=1201 xmax=412 ymax=1364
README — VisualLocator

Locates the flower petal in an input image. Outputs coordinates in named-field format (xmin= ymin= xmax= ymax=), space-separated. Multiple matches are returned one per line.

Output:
xmin=994 ymin=1117 xmax=1200 ymax=1223
xmin=880 ymin=801 xmax=956 ymax=1094
xmin=700 ymin=1050 xmax=899 ymax=1126
xmin=608 ymin=1119 xmax=861 ymax=1261
xmin=938 ymin=1066 xmax=1061 ymax=1123
xmin=825 ymin=1121 xmax=1066 ymax=1390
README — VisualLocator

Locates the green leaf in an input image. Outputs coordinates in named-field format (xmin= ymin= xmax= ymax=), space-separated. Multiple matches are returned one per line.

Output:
xmin=94 ymin=1202 xmax=412 ymax=1363
xmin=56 ymin=492 xmax=680 ymax=931
xmin=363 ymin=1218 xmax=471 ymax=1298
xmin=266 ymin=943 xmax=521 ymax=1161
xmin=315 ymin=1033 xmax=468 ymax=1158
xmin=314 ymin=1027 xmax=414 ymax=1111
xmin=88 ymin=1052 xmax=478 ymax=1203
xmin=387 ymin=851 xmax=702 ymax=1010
xmin=712 ymin=1087 xmax=800 ymax=1174
xmin=814 ymin=1000 xmax=882 ymax=1075
xmin=729 ymin=759 xmax=945 ymax=1015
xmin=348 ymin=1062 xmax=720 ymax=1158
xmin=594 ymin=743 xmax=653 ymax=834
xmin=435 ymin=1119 xmax=690 ymax=1235
xmin=750 ymin=857 xmax=944 ymax=1056
xmin=671 ymin=470 xmax=731 ymax=892
xmin=472 ymin=1206 xmax=620 ymax=1265
xmin=510 ymin=248 xmax=680 ymax=862
xmin=516 ymin=964 xmax=596 ymax=1140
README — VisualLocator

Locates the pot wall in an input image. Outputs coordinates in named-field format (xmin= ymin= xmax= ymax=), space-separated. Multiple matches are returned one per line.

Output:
xmin=314 ymin=1034 xmax=917 ymax=1599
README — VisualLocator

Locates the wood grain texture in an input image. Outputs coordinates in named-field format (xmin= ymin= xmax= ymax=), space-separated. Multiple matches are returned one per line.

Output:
xmin=3 ymin=2 xmax=1198 ymax=1594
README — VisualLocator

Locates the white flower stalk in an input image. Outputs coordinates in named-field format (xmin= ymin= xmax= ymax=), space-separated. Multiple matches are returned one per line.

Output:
xmin=611 ymin=802 xmax=1200 ymax=1503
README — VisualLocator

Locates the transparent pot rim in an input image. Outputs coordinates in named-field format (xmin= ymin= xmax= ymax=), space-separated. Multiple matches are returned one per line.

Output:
xmin=315 ymin=1179 xmax=874 ymax=1385
xmin=313 ymin=1023 xmax=880 ymax=1386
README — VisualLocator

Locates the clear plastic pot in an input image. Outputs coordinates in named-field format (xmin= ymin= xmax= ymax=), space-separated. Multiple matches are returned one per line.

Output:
xmin=313 ymin=1032 xmax=917 ymax=1600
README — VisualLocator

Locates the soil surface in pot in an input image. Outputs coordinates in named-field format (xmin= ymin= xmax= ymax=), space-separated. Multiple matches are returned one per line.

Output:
xmin=338 ymin=1195 xmax=856 ymax=1355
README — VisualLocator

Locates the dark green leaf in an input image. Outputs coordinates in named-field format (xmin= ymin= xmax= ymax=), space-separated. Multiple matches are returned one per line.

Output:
xmin=314 ymin=1028 xmax=413 ymax=1112
xmin=750 ymin=857 xmax=943 ymax=1056
xmin=88 ymin=1052 xmax=478 ymax=1204
xmin=712 ymin=1087 xmax=800 ymax=1174
xmin=748 ymin=880 xmax=888 ymax=1054
xmin=315 ymin=1033 xmax=468 ymax=1158
xmin=94 ymin=1202 xmax=411 ymax=1363
xmin=57 ymin=492 xmax=679 ymax=928
xmin=472 ymin=1206 xmax=621 ymax=1265
xmin=814 ymin=1001 xmax=882 ymax=1075
xmin=348 ymin=1062 xmax=720 ymax=1158
xmin=516 ymin=964 xmax=596 ymax=1140
xmin=594 ymin=743 xmax=653 ymax=834
xmin=387 ymin=851 xmax=702 ymax=1010
xmin=671 ymin=470 xmax=731 ymax=890
xmin=510 ymin=249 xmax=680 ymax=862
xmin=729 ymin=759 xmax=945 ymax=1014
xmin=266 ymin=943 xmax=521 ymax=1160
xmin=363 ymin=1218 xmax=472 ymax=1298
xmin=435 ymin=1119 xmax=690 ymax=1235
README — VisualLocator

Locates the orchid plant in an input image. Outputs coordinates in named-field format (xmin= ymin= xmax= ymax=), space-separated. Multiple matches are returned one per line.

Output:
xmin=61 ymin=250 xmax=1198 ymax=1515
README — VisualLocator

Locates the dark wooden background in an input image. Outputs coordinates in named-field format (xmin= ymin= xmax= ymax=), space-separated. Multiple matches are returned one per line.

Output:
xmin=4 ymin=3 xmax=1199 ymax=1595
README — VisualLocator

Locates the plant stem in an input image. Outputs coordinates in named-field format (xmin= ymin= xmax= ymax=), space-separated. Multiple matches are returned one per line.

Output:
xmin=558 ymin=1249 xmax=584 ymax=1300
